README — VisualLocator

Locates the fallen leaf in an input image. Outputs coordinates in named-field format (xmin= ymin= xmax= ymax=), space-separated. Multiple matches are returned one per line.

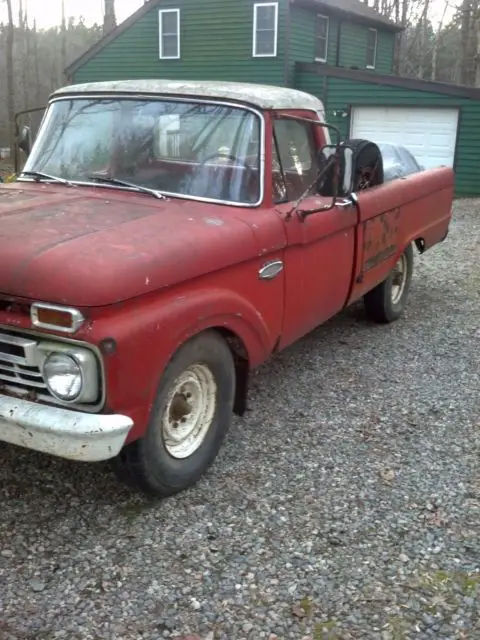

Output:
xmin=425 ymin=510 xmax=447 ymax=526
xmin=379 ymin=468 xmax=395 ymax=483
xmin=292 ymin=604 xmax=307 ymax=618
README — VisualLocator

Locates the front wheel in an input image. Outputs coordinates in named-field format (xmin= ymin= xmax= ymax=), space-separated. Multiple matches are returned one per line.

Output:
xmin=363 ymin=244 xmax=414 ymax=323
xmin=111 ymin=330 xmax=235 ymax=497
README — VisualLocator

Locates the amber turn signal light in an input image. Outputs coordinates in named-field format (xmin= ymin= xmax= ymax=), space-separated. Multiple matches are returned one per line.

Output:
xmin=31 ymin=303 xmax=85 ymax=334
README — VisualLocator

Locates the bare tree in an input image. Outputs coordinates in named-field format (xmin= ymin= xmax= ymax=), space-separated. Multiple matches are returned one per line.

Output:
xmin=4 ymin=0 xmax=15 ymax=155
xmin=418 ymin=0 xmax=430 ymax=78
xmin=103 ymin=0 xmax=117 ymax=35
xmin=459 ymin=0 xmax=478 ymax=84
xmin=476 ymin=5 xmax=480 ymax=85
xmin=61 ymin=0 xmax=67 ymax=83
xmin=431 ymin=1 xmax=450 ymax=80
xmin=32 ymin=18 xmax=41 ymax=105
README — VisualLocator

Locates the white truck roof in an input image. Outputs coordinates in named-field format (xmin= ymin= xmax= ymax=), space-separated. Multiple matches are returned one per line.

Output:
xmin=51 ymin=79 xmax=327 ymax=119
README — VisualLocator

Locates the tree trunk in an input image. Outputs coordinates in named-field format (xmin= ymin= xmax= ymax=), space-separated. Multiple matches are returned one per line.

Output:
xmin=61 ymin=0 xmax=67 ymax=85
xmin=32 ymin=19 xmax=41 ymax=106
xmin=418 ymin=0 xmax=430 ymax=79
xmin=21 ymin=1 xmax=31 ymax=111
xmin=103 ymin=0 xmax=117 ymax=35
xmin=5 ymin=0 xmax=15 ymax=158
xmin=475 ymin=5 xmax=480 ymax=86
xmin=460 ymin=0 xmax=472 ymax=84
xmin=431 ymin=1 xmax=449 ymax=80
xmin=395 ymin=0 xmax=410 ymax=75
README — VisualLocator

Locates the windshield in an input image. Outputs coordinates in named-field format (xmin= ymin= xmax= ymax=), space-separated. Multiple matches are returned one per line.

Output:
xmin=23 ymin=97 xmax=262 ymax=205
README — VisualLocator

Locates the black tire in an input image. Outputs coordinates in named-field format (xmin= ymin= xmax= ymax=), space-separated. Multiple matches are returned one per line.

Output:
xmin=363 ymin=244 xmax=414 ymax=323
xmin=318 ymin=138 xmax=384 ymax=197
xmin=111 ymin=330 xmax=235 ymax=497
xmin=347 ymin=138 xmax=384 ymax=191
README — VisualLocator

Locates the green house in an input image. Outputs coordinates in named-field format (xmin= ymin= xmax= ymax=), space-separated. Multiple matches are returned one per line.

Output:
xmin=66 ymin=0 xmax=480 ymax=196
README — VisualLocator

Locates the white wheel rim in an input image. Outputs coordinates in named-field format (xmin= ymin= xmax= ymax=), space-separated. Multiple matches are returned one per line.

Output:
xmin=391 ymin=253 xmax=408 ymax=305
xmin=161 ymin=364 xmax=217 ymax=459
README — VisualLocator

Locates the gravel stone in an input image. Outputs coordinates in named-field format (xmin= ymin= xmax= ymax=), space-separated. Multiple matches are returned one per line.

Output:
xmin=0 ymin=200 xmax=479 ymax=639
xmin=29 ymin=579 xmax=47 ymax=593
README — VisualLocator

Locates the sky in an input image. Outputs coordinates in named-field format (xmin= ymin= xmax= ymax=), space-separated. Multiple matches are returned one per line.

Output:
xmin=0 ymin=0 xmax=144 ymax=29
xmin=1 ymin=0 xmax=458 ymax=30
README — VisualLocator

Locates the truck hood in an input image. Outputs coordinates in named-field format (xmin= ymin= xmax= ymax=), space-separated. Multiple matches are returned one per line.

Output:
xmin=0 ymin=183 xmax=261 ymax=307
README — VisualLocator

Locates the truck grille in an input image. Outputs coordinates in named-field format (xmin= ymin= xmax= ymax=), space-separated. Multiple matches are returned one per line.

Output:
xmin=0 ymin=327 xmax=104 ymax=412
xmin=0 ymin=329 xmax=48 ymax=396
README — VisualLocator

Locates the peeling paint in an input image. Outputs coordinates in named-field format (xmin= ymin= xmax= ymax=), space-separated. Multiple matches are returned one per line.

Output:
xmin=0 ymin=183 xmax=263 ymax=307
xmin=362 ymin=208 xmax=400 ymax=273
xmin=51 ymin=79 xmax=327 ymax=113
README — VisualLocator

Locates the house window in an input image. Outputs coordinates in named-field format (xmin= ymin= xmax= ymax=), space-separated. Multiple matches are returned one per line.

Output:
xmin=155 ymin=114 xmax=181 ymax=157
xmin=159 ymin=9 xmax=180 ymax=59
xmin=253 ymin=3 xmax=278 ymax=57
xmin=366 ymin=28 xmax=377 ymax=68
xmin=315 ymin=14 xmax=329 ymax=62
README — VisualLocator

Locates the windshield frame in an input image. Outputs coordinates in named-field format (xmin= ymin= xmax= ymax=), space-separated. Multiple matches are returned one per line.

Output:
xmin=19 ymin=93 xmax=266 ymax=208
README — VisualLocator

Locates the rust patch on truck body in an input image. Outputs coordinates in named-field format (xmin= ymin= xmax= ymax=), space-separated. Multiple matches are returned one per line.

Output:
xmin=362 ymin=207 xmax=400 ymax=272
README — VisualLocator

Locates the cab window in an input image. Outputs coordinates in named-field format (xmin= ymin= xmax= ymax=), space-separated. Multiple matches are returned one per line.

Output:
xmin=272 ymin=118 xmax=317 ymax=203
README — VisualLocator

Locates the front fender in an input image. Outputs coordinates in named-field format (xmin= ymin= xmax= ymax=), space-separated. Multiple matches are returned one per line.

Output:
xmin=87 ymin=285 xmax=278 ymax=440
xmin=152 ymin=287 xmax=276 ymax=368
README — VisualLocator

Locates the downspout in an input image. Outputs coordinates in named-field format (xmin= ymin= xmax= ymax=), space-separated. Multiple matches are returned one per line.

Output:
xmin=336 ymin=19 xmax=342 ymax=66
xmin=284 ymin=0 xmax=292 ymax=87
xmin=328 ymin=18 xmax=344 ymax=138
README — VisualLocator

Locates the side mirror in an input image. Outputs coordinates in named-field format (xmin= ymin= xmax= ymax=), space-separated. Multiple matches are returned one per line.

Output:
xmin=13 ymin=105 xmax=47 ymax=174
xmin=18 ymin=125 xmax=32 ymax=156
xmin=316 ymin=144 xmax=354 ymax=198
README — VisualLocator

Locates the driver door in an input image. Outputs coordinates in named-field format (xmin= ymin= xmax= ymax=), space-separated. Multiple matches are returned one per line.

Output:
xmin=273 ymin=115 xmax=358 ymax=349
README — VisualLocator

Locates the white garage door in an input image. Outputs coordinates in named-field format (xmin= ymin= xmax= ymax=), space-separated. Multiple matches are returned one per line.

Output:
xmin=350 ymin=106 xmax=459 ymax=169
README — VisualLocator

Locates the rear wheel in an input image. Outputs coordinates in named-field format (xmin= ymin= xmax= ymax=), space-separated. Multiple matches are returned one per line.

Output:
xmin=363 ymin=244 xmax=414 ymax=323
xmin=111 ymin=330 xmax=235 ymax=497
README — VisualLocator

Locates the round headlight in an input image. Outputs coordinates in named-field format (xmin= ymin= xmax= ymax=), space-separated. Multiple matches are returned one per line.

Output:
xmin=43 ymin=353 xmax=83 ymax=401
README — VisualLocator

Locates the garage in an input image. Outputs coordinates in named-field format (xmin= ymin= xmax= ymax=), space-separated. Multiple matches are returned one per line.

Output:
xmin=349 ymin=106 xmax=460 ymax=170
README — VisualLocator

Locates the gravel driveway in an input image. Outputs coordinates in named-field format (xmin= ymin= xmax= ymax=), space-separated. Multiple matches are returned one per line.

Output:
xmin=0 ymin=200 xmax=479 ymax=640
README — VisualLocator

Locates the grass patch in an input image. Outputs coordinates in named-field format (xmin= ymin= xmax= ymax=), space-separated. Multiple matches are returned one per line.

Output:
xmin=117 ymin=499 xmax=157 ymax=522
xmin=314 ymin=619 xmax=340 ymax=639
xmin=419 ymin=569 xmax=480 ymax=596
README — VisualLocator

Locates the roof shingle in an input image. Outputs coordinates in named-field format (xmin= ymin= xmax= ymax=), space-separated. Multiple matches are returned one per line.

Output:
xmin=295 ymin=0 xmax=403 ymax=32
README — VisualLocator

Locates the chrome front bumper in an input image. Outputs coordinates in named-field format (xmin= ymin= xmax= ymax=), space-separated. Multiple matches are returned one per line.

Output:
xmin=0 ymin=394 xmax=133 ymax=462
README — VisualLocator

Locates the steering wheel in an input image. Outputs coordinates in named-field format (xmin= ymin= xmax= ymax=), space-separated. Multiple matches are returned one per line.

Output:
xmin=195 ymin=152 xmax=257 ymax=201
xmin=199 ymin=152 xmax=252 ymax=171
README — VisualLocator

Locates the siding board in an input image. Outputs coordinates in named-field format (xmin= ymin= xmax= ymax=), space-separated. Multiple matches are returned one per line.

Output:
xmin=70 ymin=0 xmax=478 ymax=198
xmin=296 ymin=68 xmax=480 ymax=197
xmin=338 ymin=20 xmax=394 ymax=73
xmin=73 ymin=0 xmax=287 ymax=86
xmin=289 ymin=7 xmax=395 ymax=82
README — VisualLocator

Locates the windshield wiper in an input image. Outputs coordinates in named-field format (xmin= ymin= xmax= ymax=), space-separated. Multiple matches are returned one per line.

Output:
xmin=86 ymin=174 xmax=165 ymax=200
xmin=20 ymin=170 xmax=74 ymax=186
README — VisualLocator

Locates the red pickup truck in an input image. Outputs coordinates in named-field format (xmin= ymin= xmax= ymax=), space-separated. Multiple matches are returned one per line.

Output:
xmin=0 ymin=80 xmax=453 ymax=497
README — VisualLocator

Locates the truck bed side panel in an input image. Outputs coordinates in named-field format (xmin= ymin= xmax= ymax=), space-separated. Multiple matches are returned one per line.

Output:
xmin=348 ymin=166 xmax=454 ymax=304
